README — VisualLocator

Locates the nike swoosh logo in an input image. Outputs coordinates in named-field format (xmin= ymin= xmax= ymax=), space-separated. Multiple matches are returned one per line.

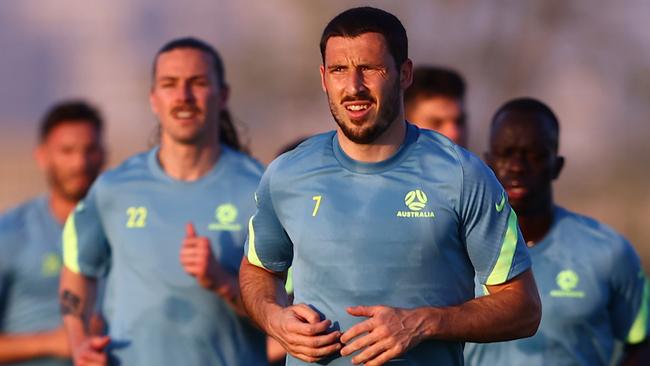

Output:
xmin=495 ymin=192 xmax=506 ymax=212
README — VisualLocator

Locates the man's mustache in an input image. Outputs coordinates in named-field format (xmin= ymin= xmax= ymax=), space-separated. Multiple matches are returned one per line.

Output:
xmin=170 ymin=104 xmax=201 ymax=114
xmin=341 ymin=92 xmax=375 ymax=104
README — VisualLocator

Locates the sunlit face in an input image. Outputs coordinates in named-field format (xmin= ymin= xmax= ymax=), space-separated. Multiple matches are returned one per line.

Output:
xmin=37 ymin=122 xmax=105 ymax=201
xmin=320 ymin=33 xmax=411 ymax=144
xmin=406 ymin=96 xmax=466 ymax=146
xmin=486 ymin=111 xmax=562 ymax=215
xmin=149 ymin=48 xmax=227 ymax=145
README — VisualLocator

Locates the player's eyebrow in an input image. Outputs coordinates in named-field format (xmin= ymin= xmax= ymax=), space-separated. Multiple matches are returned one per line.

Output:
xmin=327 ymin=64 xmax=348 ymax=71
xmin=156 ymin=74 xmax=210 ymax=82
xmin=156 ymin=76 xmax=177 ymax=83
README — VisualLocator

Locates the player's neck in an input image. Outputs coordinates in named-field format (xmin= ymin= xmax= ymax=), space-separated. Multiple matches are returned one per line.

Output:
xmin=48 ymin=191 xmax=77 ymax=224
xmin=158 ymin=137 xmax=221 ymax=181
xmin=337 ymin=118 xmax=407 ymax=163
xmin=518 ymin=203 xmax=554 ymax=247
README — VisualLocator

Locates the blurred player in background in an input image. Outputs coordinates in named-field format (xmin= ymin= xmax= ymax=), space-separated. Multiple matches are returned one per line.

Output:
xmin=0 ymin=101 xmax=105 ymax=365
xmin=59 ymin=37 xmax=267 ymax=365
xmin=464 ymin=97 xmax=649 ymax=365
xmin=405 ymin=66 xmax=467 ymax=147
xmin=239 ymin=7 xmax=540 ymax=366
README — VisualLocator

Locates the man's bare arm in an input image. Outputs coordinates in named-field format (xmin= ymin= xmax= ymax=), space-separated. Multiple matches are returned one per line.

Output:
xmin=59 ymin=267 xmax=110 ymax=365
xmin=340 ymin=269 xmax=541 ymax=365
xmin=427 ymin=268 xmax=540 ymax=342
xmin=60 ymin=267 xmax=95 ymax=348
xmin=239 ymin=257 xmax=341 ymax=363
xmin=0 ymin=327 xmax=70 ymax=362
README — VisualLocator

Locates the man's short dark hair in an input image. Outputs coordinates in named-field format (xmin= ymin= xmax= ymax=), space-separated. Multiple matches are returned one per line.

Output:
xmin=39 ymin=100 xmax=103 ymax=142
xmin=404 ymin=66 xmax=466 ymax=104
xmin=320 ymin=7 xmax=408 ymax=68
xmin=491 ymin=97 xmax=560 ymax=151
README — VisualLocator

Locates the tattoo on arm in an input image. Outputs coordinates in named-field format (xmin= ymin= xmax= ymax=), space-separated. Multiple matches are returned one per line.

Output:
xmin=60 ymin=289 xmax=83 ymax=317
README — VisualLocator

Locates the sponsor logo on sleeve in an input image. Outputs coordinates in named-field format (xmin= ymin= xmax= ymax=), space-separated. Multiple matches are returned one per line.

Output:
xmin=495 ymin=191 xmax=506 ymax=213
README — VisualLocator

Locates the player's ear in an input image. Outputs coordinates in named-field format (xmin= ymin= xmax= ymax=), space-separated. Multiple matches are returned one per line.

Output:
xmin=319 ymin=64 xmax=327 ymax=93
xmin=400 ymin=58 xmax=413 ymax=90
xmin=552 ymin=155 xmax=565 ymax=180
xmin=149 ymin=89 xmax=159 ymax=116
xmin=34 ymin=143 xmax=47 ymax=171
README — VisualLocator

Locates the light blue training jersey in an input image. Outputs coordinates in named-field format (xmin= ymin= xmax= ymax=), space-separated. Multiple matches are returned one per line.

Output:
xmin=246 ymin=123 xmax=532 ymax=366
xmin=0 ymin=196 xmax=71 ymax=366
xmin=62 ymin=146 xmax=268 ymax=366
xmin=464 ymin=206 xmax=649 ymax=366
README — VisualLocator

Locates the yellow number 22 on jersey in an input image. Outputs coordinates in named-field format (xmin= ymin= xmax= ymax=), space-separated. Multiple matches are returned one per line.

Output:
xmin=126 ymin=206 xmax=148 ymax=228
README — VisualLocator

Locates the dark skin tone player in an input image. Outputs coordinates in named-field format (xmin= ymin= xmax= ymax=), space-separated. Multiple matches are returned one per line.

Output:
xmin=464 ymin=98 xmax=648 ymax=366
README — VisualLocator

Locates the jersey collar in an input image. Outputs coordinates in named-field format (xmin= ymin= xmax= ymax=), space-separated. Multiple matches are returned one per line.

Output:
xmin=332 ymin=121 xmax=419 ymax=174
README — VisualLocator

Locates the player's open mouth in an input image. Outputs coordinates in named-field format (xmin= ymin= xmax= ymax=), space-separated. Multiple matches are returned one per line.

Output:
xmin=172 ymin=110 xmax=198 ymax=119
xmin=506 ymin=185 xmax=528 ymax=200
xmin=171 ymin=105 xmax=201 ymax=120
xmin=343 ymin=101 xmax=373 ymax=119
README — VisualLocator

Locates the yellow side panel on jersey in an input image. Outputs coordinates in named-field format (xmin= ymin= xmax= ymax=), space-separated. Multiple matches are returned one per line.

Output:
xmin=246 ymin=216 xmax=267 ymax=270
xmin=62 ymin=213 xmax=81 ymax=273
xmin=627 ymin=278 xmax=649 ymax=344
xmin=485 ymin=209 xmax=518 ymax=285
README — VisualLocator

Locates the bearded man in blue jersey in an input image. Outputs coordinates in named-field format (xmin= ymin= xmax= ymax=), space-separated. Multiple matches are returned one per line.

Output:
xmin=239 ymin=7 xmax=542 ymax=366
xmin=59 ymin=38 xmax=267 ymax=366
xmin=0 ymin=101 xmax=105 ymax=365
xmin=464 ymin=97 xmax=649 ymax=365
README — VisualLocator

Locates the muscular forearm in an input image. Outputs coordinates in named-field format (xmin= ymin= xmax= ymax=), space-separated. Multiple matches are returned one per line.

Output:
xmin=0 ymin=329 xmax=70 ymax=362
xmin=59 ymin=267 xmax=97 ymax=349
xmin=239 ymin=257 xmax=288 ymax=332
xmin=415 ymin=269 xmax=541 ymax=343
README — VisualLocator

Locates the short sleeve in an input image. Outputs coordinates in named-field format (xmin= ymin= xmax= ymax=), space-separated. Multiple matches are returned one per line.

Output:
xmin=0 ymin=242 xmax=10 ymax=329
xmin=457 ymin=149 xmax=531 ymax=286
xmin=244 ymin=162 xmax=293 ymax=273
xmin=0 ymin=219 xmax=19 ymax=328
xmin=62 ymin=182 xmax=110 ymax=278
xmin=609 ymin=238 xmax=649 ymax=344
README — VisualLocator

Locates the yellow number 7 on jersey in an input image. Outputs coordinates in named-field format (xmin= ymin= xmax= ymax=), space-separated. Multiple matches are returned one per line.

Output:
xmin=312 ymin=195 xmax=322 ymax=217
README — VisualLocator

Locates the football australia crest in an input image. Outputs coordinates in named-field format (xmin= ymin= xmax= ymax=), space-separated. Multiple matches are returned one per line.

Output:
xmin=41 ymin=253 xmax=62 ymax=277
xmin=396 ymin=189 xmax=435 ymax=218
xmin=550 ymin=269 xmax=585 ymax=298
xmin=208 ymin=203 xmax=242 ymax=231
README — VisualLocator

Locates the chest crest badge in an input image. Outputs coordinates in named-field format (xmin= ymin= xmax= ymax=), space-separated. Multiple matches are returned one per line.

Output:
xmin=396 ymin=189 xmax=435 ymax=219
xmin=41 ymin=253 xmax=62 ymax=277
xmin=550 ymin=269 xmax=585 ymax=298
xmin=209 ymin=203 xmax=242 ymax=231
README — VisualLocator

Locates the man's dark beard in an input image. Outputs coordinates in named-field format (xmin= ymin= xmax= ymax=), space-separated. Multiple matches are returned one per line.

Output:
xmin=328 ymin=80 xmax=401 ymax=145
xmin=48 ymin=169 xmax=96 ymax=202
